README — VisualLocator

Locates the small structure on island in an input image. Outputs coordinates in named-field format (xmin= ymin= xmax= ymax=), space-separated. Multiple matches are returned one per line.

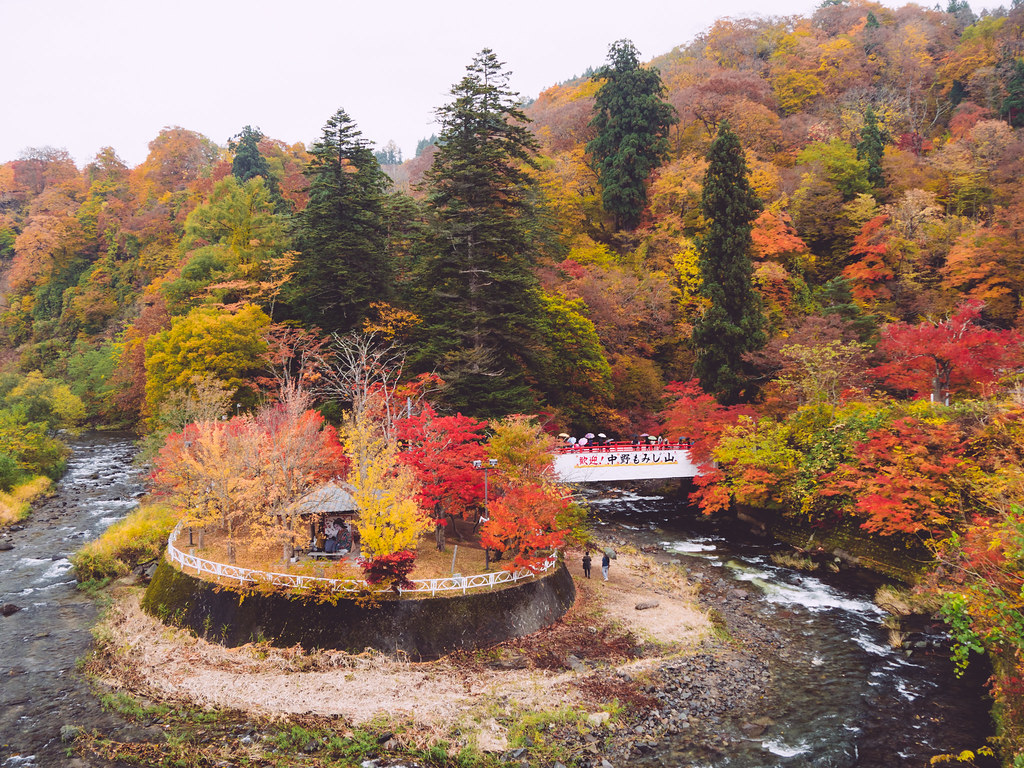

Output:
xmin=292 ymin=481 xmax=357 ymax=553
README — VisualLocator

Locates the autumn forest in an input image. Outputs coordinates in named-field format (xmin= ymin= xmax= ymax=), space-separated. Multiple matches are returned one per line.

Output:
xmin=3 ymin=0 xmax=1024 ymax=761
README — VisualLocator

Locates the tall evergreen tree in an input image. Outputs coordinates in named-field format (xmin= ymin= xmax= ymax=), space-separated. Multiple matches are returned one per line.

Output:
xmin=286 ymin=109 xmax=391 ymax=333
xmin=856 ymin=108 xmax=887 ymax=189
xmin=1001 ymin=57 xmax=1024 ymax=128
xmin=587 ymin=39 xmax=677 ymax=231
xmin=230 ymin=125 xmax=287 ymax=212
xmin=230 ymin=125 xmax=272 ymax=183
xmin=692 ymin=124 xmax=766 ymax=404
xmin=414 ymin=49 xmax=543 ymax=417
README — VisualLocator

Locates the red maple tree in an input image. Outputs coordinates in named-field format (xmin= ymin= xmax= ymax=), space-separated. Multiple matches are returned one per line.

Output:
xmin=396 ymin=403 xmax=487 ymax=548
xmin=873 ymin=300 xmax=1023 ymax=403
xmin=660 ymin=379 xmax=756 ymax=465
xmin=817 ymin=416 xmax=968 ymax=537
xmin=660 ymin=380 xmax=758 ymax=514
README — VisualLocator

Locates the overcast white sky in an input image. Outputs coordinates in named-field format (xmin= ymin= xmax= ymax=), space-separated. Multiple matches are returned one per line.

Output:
xmin=0 ymin=0 xmax=1008 ymax=168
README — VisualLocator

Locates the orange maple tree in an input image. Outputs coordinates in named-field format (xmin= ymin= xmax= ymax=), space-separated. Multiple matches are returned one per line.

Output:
xmin=817 ymin=415 xmax=968 ymax=537
xmin=479 ymin=484 xmax=568 ymax=573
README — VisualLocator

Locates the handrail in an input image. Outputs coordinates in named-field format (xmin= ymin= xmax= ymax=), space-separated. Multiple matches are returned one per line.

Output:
xmin=554 ymin=441 xmax=691 ymax=454
xmin=164 ymin=522 xmax=557 ymax=597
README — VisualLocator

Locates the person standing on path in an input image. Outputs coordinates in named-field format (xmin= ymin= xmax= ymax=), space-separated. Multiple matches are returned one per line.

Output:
xmin=582 ymin=551 xmax=592 ymax=578
xmin=602 ymin=552 xmax=610 ymax=581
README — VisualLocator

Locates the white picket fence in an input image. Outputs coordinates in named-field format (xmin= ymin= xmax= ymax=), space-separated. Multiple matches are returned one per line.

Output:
xmin=165 ymin=522 xmax=557 ymax=597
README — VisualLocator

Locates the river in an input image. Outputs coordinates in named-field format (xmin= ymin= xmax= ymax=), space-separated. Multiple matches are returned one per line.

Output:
xmin=588 ymin=487 xmax=995 ymax=768
xmin=0 ymin=433 xmax=148 ymax=768
xmin=0 ymin=438 xmax=996 ymax=767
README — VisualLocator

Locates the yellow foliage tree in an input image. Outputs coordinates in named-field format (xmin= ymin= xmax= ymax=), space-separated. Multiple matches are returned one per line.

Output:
xmin=344 ymin=396 xmax=428 ymax=559
xmin=143 ymin=303 xmax=270 ymax=420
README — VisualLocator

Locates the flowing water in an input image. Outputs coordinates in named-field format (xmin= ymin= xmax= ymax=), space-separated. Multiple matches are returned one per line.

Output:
xmin=0 ymin=433 xmax=146 ymax=768
xmin=588 ymin=487 xmax=995 ymax=768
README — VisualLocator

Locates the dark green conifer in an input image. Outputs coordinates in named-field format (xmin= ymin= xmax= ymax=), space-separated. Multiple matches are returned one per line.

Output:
xmin=230 ymin=126 xmax=271 ymax=183
xmin=1002 ymin=57 xmax=1024 ymax=128
xmin=286 ymin=109 xmax=391 ymax=333
xmin=230 ymin=125 xmax=286 ymax=211
xmin=587 ymin=39 xmax=677 ymax=231
xmin=692 ymin=123 xmax=766 ymax=404
xmin=856 ymin=108 xmax=887 ymax=189
xmin=413 ymin=49 xmax=543 ymax=417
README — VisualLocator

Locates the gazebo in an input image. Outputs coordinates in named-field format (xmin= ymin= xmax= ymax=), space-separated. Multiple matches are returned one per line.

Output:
xmin=292 ymin=481 xmax=358 ymax=554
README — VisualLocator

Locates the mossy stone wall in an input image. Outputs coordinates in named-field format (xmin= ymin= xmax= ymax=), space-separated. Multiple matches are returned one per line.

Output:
xmin=142 ymin=559 xmax=576 ymax=659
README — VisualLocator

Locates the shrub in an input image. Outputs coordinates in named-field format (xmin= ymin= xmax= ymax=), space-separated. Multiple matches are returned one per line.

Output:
xmin=359 ymin=550 xmax=417 ymax=593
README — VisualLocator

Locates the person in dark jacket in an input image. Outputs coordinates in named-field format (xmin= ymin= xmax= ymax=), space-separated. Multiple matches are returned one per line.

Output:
xmin=602 ymin=552 xmax=611 ymax=581
xmin=582 ymin=551 xmax=592 ymax=578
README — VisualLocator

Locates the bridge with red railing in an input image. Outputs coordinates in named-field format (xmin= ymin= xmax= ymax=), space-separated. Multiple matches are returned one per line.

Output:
xmin=552 ymin=439 xmax=701 ymax=483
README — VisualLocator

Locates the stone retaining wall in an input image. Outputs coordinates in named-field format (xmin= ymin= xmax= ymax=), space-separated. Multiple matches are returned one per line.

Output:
xmin=142 ymin=557 xmax=576 ymax=660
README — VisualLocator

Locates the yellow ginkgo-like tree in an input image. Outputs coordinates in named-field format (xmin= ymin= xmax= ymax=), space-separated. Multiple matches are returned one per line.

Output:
xmin=345 ymin=402 xmax=428 ymax=559
xmin=343 ymin=392 xmax=430 ymax=593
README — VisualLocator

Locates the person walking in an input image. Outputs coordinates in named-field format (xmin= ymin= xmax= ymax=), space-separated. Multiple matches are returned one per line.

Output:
xmin=601 ymin=551 xmax=610 ymax=581
xmin=582 ymin=551 xmax=592 ymax=578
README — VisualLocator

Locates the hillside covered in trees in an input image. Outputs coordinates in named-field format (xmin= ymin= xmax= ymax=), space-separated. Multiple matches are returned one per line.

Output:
xmin=3 ymin=1 xmax=1024 ymax=430
xmin=4 ymin=0 xmax=1024 ymax=761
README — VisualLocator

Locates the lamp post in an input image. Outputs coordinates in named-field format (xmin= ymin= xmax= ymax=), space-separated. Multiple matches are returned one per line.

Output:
xmin=183 ymin=439 xmax=195 ymax=548
xmin=473 ymin=458 xmax=498 ymax=568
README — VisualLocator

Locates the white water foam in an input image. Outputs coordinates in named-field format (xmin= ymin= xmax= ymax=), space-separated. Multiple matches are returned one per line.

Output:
xmin=585 ymin=491 xmax=664 ymax=505
xmin=849 ymin=631 xmax=892 ymax=657
xmin=724 ymin=559 xmax=883 ymax=615
xmin=762 ymin=737 xmax=811 ymax=757
xmin=664 ymin=539 xmax=718 ymax=553
xmin=39 ymin=559 xmax=72 ymax=580
xmin=2 ymin=755 xmax=37 ymax=767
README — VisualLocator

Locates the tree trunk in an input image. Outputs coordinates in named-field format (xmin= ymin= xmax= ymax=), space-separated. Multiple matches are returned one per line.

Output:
xmin=447 ymin=513 xmax=463 ymax=541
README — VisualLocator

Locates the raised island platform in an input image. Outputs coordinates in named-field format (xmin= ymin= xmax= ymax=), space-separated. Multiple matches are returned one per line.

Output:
xmin=142 ymin=525 xmax=575 ymax=660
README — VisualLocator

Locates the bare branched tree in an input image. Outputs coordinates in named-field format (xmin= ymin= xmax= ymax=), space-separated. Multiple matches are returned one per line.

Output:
xmin=316 ymin=332 xmax=407 ymax=442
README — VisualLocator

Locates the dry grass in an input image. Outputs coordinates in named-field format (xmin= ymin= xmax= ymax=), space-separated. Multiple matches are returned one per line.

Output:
xmin=874 ymin=584 xmax=941 ymax=616
xmin=770 ymin=551 xmax=819 ymax=571
xmin=0 ymin=475 xmax=52 ymax=526
xmin=72 ymin=501 xmax=179 ymax=581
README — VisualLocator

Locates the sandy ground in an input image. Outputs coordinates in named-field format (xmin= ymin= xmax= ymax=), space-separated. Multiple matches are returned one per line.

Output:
xmin=96 ymin=550 xmax=709 ymax=750
xmin=567 ymin=550 xmax=708 ymax=644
